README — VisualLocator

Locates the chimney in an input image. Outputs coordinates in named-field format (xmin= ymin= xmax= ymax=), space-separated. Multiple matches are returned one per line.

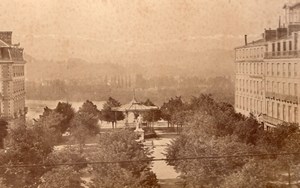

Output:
xmin=279 ymin=16 xmax=281 ymax=28
xmin=245 ymin=35 xmax=248 ymax=46
xmin=0 ymin=31 xmax=12 ymax=45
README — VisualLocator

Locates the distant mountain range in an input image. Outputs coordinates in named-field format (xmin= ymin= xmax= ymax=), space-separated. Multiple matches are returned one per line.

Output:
xmin=24 ymin=49 xmax=234 ymax=82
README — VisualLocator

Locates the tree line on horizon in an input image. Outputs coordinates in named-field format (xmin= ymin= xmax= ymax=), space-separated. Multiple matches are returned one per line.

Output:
xmin=25 ymin=76 xmax=234 ymax=105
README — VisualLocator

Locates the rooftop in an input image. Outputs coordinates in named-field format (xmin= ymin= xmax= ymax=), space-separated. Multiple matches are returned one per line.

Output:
xmin=235 ymin=39 xmax=266 ymax=49
xmin=284 ymin=2 xmax=300 ymax=9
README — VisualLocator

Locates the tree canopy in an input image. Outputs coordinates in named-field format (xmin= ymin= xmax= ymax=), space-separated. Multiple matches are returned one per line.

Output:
xmin=0 ymin=120 xmax=8 ymax=149
xmin=100 ymin=97 xmax=124 ymax=128
xmin=70 ymin=100 xmax=100 ymax=151
xmin=160 ymin=96 xmax=185 ymax=126
xmin=54 ymin=102 xmax=75 ymax=133
xmin=165 ymin=94 xmax=300 ymax=187
xmin=88 ymin=130 xmax=158 ymax=188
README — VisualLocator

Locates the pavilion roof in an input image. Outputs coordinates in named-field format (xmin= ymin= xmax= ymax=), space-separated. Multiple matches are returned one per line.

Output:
xmin=112 ymin=97 xmax=158 ymax=112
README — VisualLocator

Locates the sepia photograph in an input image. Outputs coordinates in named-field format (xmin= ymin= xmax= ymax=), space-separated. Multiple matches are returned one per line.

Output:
xmin=0 ymin=0 xmax=300 ymax=187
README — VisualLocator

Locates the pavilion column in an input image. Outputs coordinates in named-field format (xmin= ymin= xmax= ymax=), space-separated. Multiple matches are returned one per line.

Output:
xmin=125 ymin=111 xmax=129 ymax=127
xmin=114 ymin=111 xmax=117 ymax=129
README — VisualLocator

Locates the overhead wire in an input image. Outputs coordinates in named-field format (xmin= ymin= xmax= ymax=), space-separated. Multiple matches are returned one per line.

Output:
xmin=0 ymin=152 xmax=299 ymax=168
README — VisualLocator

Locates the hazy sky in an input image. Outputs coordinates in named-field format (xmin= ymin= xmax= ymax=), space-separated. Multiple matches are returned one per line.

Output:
xmin=0 ymin=0 xmax=292 ymax=61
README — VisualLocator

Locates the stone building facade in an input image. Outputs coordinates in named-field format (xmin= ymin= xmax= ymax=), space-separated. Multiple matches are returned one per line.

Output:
xmin=0 ymin=31 xmax=26 ymax=120
xmin=235 ymin=2 xmax=300 ymax=128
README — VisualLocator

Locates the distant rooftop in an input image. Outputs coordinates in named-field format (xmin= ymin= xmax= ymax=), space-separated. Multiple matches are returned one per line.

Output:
xmin=284 ymin=2 xmax=300 ymax=9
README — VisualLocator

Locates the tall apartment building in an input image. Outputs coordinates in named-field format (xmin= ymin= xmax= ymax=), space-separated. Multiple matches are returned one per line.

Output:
xmin=0 ymin=31 xmax=26 ymax=120
xmin=235 ymin=2 xmax=300 ymax=129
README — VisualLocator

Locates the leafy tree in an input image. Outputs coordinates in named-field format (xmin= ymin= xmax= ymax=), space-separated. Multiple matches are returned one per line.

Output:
xmin=142 ymin=109 xmax=161 ymax=123
xmin=37 ymin=102 xmax=75 ymax=134
xmin=70 ymin=113 xmax=99 ymax=150
xmin=70 ymin=101 xmax=100 ymax=152
xmin=160 ymin=96 xmax=184 ymax=127
xmin=54 ymin=102 xmax=75 ymax=133
xmin=141 ymin=99 xmax=161 ymax=124
xmin=1 ymin=125 xmax=56 ymax=187
xmin=39 ymin=167 xmax=83 ymax=188
xmin=100 ymin=97 xmax=124 ymax=128
xmin=142 ymin=99 xmax=155 ymax=107
xmin=257 ymin=123 xmax=299 ymax=151
xmin=88 ymin=130 xmax=158 ymax=188
xmin=0 ymin=120 xmax=8 ymax=149
xmin=166 ymin=131 xmax=255 ymax=187
xmin=165 ymin=95 xmax=300 ymax=187
xmin=220 ymin=160 xmax=281 ymax=188
xmin=40 ymin=106 xmax=53 ymax=118
xmin=35 ymin=111 xmax=65 ymax=144
xmin=78 ymin=100 xmax=99 ymax=116
xmin=40 ymin=149 xmax=86 ymax=188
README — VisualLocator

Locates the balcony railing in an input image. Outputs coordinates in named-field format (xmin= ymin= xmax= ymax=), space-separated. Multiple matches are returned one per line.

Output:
xmin=265 ymin=92 xmax=298 ymax=104
xmin=265 ymin=51 xmax=300 ymax=59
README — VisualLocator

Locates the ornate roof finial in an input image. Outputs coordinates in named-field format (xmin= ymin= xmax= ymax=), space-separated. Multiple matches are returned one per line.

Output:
xmin=132 ymin=88 xmax=137 ymax=103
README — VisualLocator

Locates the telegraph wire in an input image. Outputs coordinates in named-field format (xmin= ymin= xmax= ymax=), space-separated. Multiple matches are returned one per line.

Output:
xmin=0 ymin=152 xmax=299 ymax=168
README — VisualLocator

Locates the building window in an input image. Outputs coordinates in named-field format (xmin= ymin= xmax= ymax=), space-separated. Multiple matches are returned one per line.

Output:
xmin=261 ymin=81 xmax=263 ymax=95
xmin=267 ymin=101 xmax=270 ymax=116
xmin=272 ymin=102 xmax=275 ymax=117
xmin=295 ymin=107 xmax=298 ymax=122
xmin=277 ymin=63 xmax=280 ymax=76
xmin=243 ymin=80 xmax=245 ymax=92
xmin=283 ymin=63 xmax=286 ymax=76
xmin=288 ymin=106 xmax=292 ymax=122
xmin=295 ymin=63 xmax=298 ymax=77
xmin=283 ymin=41 xmax=287 ymax=51
xmin=277 ymin=103 xmax=280 ymax=119
xmin=256 ymin=81 xmax=258 ymax=94
xmin=277 ymin=42 xmax=281 ymax=52
xmin=272 ymin=43 xmax=275 ymax=52
xmin=283 ymin=104 xmax=286 ymax=121
xmin=289 ymin=41 xmax=292 ymax=51
xmin=288 ymin=63 xmax=291 ymax=77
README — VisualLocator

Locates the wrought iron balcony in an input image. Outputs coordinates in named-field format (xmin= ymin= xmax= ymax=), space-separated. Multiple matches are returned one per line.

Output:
xmin=265 ymin=51 xmax=300 ymax=59
xmin=266 ymin=92 xmax=298 ymax=104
